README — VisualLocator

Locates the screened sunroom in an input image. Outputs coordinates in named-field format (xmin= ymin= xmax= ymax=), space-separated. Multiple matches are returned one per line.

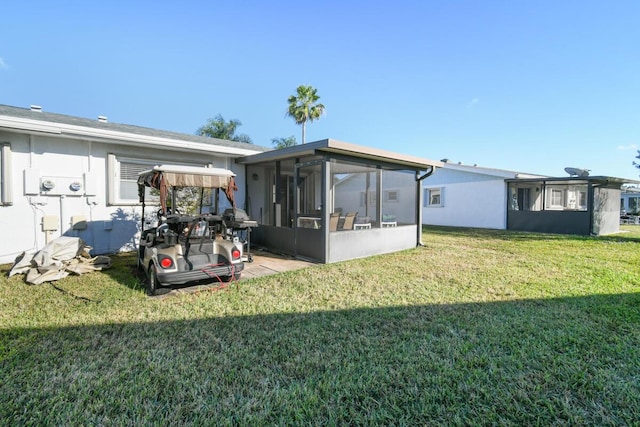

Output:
xmin=236 ymin=139 xmax=441 ymax=263
xmin=505 ymin=176 xmax=633 ymax=235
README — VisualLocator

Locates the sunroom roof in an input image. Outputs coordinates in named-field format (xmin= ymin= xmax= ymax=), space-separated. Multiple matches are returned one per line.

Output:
xmin=236 ymin=138 xmax=443 ymax=171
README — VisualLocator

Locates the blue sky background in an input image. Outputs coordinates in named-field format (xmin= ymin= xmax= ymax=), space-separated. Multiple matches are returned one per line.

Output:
xmin=1 ymin=1 xmax=639 ymax=179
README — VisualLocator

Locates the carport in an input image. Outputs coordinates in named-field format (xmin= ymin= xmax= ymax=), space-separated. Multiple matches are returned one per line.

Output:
xmin=236 ymin=139 xmax=442 ymax=263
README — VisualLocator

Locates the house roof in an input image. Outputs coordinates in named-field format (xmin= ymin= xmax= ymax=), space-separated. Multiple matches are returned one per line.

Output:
xmin=0 ymin=104 xmax=269 ymax=157
xmin=505 ymin=176 xmax=640 ymax=186
xmin=439 ymin=161 xmax=546 ymax=179
xmin=236 ymin=138 xmax=443 ymax=171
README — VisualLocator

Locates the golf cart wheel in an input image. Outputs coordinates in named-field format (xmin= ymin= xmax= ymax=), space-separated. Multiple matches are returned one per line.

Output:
xmin=146 ymin=264 xmax=159 ymax=296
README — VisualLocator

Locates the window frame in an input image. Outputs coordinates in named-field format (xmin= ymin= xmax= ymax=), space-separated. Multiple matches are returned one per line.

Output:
xmin=107 ymin=154 xmax=209 ymax=205
xmin=384 ymin=189 xmax=399 ymax=203
xmin=579 ymin=191 xmax=588 ymax=209
xmin=424 ymin=187 xmax=443 ymax=207
xmin=549 ymin=188 xmax=564 ymax=208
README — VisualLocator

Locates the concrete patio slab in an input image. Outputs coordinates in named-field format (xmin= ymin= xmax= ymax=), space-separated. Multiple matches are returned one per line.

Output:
xmin=241 ymin=249 xmax=316 ymax=279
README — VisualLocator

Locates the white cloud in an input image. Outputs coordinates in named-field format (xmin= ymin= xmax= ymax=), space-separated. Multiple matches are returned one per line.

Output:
xmin=0 ymin=58 xmax=6 ymax=69
xmin=617 ymin=143 xmax=638 ymax=151
xmin=466 ymin=98 xmax=479 ymax=108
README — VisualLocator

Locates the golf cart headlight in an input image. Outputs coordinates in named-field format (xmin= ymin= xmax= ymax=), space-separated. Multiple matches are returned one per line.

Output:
xmin=159 ymin=256 xmax=174 ymax=269
xmin=231 ymin=248 xmax=241 ymax=260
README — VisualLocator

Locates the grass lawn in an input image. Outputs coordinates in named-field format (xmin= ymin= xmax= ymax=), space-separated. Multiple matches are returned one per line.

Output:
xmin=1 ymin=226 xmax=639 ymax=425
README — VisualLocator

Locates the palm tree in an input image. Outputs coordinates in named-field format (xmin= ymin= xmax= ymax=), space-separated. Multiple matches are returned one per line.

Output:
xmin=286 ymin=85 xmax=325 ymax=144
xmin=196 ymin=114 xmax=253 ymax=143
xmin=271 ymin=136 xmax=298 ymax=149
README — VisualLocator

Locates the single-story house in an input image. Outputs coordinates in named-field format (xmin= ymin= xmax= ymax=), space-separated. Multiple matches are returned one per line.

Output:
xmin=505 ymin=175 xmax=637 ymax=235
xmin=0 ymin=105 xmax=442 ymax=266
xmin=236 ymin=139 xmax=442 ymax=263
xmin=422 ymin=162 xmax=545 ymax=229
xmin=620 ymin=186 xmax=640 ymax=214
xmin=0 ymin=104 xmax=266 ymax=265
xmin=422 ymin=160 xmax=638 ymax=236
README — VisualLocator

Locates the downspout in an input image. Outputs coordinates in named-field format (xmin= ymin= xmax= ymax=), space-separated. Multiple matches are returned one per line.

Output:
xmin=588 ymin=181 xmax=595 ymax=235
xmin=416 ymin=166 xmax=435 ymax=247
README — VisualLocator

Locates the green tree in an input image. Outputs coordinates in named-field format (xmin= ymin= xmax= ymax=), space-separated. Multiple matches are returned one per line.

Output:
xmin=286 ymin=85 xmax=325 ymax=144
xmin=271 ymin=136 xmax=298 ymax=149
xmin=196 ymin=114 xmax=253 ymax=144
xmin=634 ymin=150 xmax=640 ymax=173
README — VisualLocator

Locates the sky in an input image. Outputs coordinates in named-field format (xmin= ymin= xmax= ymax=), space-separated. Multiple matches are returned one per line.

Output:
xmin=1 ymin=0 xmax=639 ymax=180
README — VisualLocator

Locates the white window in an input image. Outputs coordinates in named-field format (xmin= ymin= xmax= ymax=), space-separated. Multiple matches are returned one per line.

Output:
xmin=424 ymin=187 xmax=443 ymax=207
xmin=549 ymin=189 xmax=563 ymax=208
xmin=384 ymin=190 xmax=399 ymax=202
xmin=107 ymin=154 xmax=207 ymax=205
xmin=579 ymin=191 xmax=587 ymax=209
xmin=108 ymin=155 xmax=158 ymax=204
xmin=1 ymin=143 xmax=12 ymax=206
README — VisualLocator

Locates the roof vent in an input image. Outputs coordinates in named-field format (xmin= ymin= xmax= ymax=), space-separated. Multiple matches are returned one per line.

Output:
xmin=97 ymin=115 xmax=108 ymax=123
xmin=30 ymin=105 xmax=42 ymax=112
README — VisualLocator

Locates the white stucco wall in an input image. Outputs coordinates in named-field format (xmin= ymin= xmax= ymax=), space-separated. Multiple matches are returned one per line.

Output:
xmin=423 ymin=180 xmax=507 ymax=229
xmin=0 ymin=130 xmax=248 ymax=265
xmin=421 ymin=167 xmax=514 ymax=229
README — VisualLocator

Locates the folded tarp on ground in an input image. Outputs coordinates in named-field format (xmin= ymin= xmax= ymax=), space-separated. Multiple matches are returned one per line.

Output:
xmin=8 ymin=236 xmax=111 ymax=285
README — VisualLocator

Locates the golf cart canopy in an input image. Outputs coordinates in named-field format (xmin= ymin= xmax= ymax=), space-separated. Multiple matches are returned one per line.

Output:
xmin=137 ymin=164 xmax=238 ymax=213
xmin=137 ymin=165 xmax=236 ymax=192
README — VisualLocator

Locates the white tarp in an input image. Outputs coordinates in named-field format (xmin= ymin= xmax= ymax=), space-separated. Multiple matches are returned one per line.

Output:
xmin=9 ymin=236 xmax=111 ymax=285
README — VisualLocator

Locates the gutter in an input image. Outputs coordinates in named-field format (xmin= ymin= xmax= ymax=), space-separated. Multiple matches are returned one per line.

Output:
xmin=416 ymin=166 xmax=436 ymax=247
xmin=0 ymin=115 xmax=262 ymax=157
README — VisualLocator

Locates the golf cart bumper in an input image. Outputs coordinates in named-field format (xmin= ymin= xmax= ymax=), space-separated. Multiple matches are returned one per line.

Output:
xmin=156 ymin=262 xmax=244 ymax=285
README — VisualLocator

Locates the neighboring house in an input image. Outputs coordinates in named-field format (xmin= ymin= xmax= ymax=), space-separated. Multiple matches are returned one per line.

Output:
xmin=620 ymin=186 xmax=640 ymax=214
xmin=423 ymin=160 xmax=638 ymax=236
xmin=505 ymin=175 xmax=635 ymax=235
xmin=422 ymin=162 xmax=544 ymax=229
xmin=0 ymin=104 xmax=266 ymax=265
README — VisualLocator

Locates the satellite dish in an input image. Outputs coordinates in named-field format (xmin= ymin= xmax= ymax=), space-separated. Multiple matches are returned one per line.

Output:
xmin=564 ymin=167 xmax=590 ymax=177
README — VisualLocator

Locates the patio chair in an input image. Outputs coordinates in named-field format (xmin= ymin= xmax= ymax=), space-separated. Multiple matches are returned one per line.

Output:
xmin=329 ymin=212 xmax=340 ymax=231
xmin=342 ymin=212 xmax=358 ymax=230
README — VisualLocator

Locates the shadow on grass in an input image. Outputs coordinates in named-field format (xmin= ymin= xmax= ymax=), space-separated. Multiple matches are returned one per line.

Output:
xmin=2 ymin=292 xmax=639 ymax=425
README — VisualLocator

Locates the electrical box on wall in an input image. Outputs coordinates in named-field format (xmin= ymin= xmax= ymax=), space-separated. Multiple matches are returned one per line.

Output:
xmin=42 ymin=215 xmax=59 ymax=231
xmin=24 ymin=169 xmax=41 ymax=195
xmin=83 ymin=172 xmax=97 ymax=196
xmin=72 ymin=215 xmax=88 ymax=230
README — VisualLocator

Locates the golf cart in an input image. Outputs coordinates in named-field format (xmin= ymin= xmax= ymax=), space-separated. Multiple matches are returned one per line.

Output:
xmin=137 ymin=165 xmax=256 ymax=295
